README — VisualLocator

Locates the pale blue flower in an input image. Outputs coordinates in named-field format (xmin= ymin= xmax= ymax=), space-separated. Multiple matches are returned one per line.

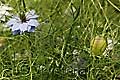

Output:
xmin=6 ymin=10 xmax=39 ymax=35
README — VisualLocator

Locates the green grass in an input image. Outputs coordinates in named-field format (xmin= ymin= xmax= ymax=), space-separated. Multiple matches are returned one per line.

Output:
xmin=0 ymin=0 xmax=120 ymax=80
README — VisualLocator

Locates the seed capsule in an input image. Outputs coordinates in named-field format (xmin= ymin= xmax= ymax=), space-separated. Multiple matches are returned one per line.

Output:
xmin=90 ymin=36 xmax=107 ymax=56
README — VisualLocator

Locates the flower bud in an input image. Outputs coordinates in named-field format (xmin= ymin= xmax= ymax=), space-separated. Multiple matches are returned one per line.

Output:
xmin=90 ymin=36 xmax=107 ymax=56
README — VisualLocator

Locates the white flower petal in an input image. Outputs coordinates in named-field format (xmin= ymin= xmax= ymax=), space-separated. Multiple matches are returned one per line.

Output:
xmin=27 ymin=25 xmax=31 ymax=31
xmin=12 ymin=23 xmax=20 ymax=31
xmin=26 ymin=10 xmax=38 ymax=20
xmin=12 ymin=30 xmax=20 ymax=35
xmin=6 ymin=19 xmax=18 ymax=26
xmin=0 ymin=11 xmax=9 ymax=21
xmin=0 ymin=4 xmax=12 ymax=21
xmin=0 ymin=10 xmax=6 ymax=15
xmin=6 ymin=16 xmax=21 ymax=27
xmin=26 ymin=15 xmax=38 ymax=20
xmin=0 ymin=5 xmax=13 ymax=10
xmin=19 ymin=23 xmax=28 ymax=32
xmin=4 ymin=12 xmax=10 ymax=16
xmin=27 ymin=26 xmax=35 ymax=32
xmin=0 ymin=16 xmax=5 ymax=21
xmin=27 ymin=19 xmax=39 ymax=27
xmin=26 ymin=10 xmax=35 ymax=15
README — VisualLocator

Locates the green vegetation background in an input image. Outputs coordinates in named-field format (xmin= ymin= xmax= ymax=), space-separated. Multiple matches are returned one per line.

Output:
xmin=0 ymin=0 xmax=120 ymax=80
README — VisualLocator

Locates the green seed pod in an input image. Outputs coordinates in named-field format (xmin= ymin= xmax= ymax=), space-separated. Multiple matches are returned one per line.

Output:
xmin=90 ymin=36 xmax=107 ymax=56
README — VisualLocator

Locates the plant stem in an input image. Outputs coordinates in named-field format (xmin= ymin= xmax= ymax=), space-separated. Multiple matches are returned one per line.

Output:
xmin=29 ymin=54 xmax=32 ymax=80
xmin=22 ymin=0 xmax=26 ymax=12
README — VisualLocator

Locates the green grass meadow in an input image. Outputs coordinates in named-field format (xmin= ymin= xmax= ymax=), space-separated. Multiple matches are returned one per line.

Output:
xmin=0 ymin=0 xmax=120 ymax=80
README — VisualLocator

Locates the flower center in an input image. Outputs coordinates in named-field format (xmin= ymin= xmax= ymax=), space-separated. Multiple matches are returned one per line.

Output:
xmin=20 ymin=13 xmax=26 ymax=23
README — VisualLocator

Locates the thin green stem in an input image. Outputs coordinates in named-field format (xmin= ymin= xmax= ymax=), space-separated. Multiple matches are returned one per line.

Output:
xmin=22 ymin=0 xmax=26 ymax=12
xmin=18 ymin=0 xmax=22 ymax=15
xmin=29 ymin=54 xmax=32 ymax=80
xmin=107 ymin=0 xmax=120 ymax=12
xmin=23 ymin=35 xmax=33 ymax=80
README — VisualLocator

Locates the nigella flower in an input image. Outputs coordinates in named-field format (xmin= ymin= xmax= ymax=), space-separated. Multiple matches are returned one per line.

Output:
xmin=6 ymin=10 xmax=39 ymax=35
xmin=0 ymin=3 xmax=12 ymax=21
